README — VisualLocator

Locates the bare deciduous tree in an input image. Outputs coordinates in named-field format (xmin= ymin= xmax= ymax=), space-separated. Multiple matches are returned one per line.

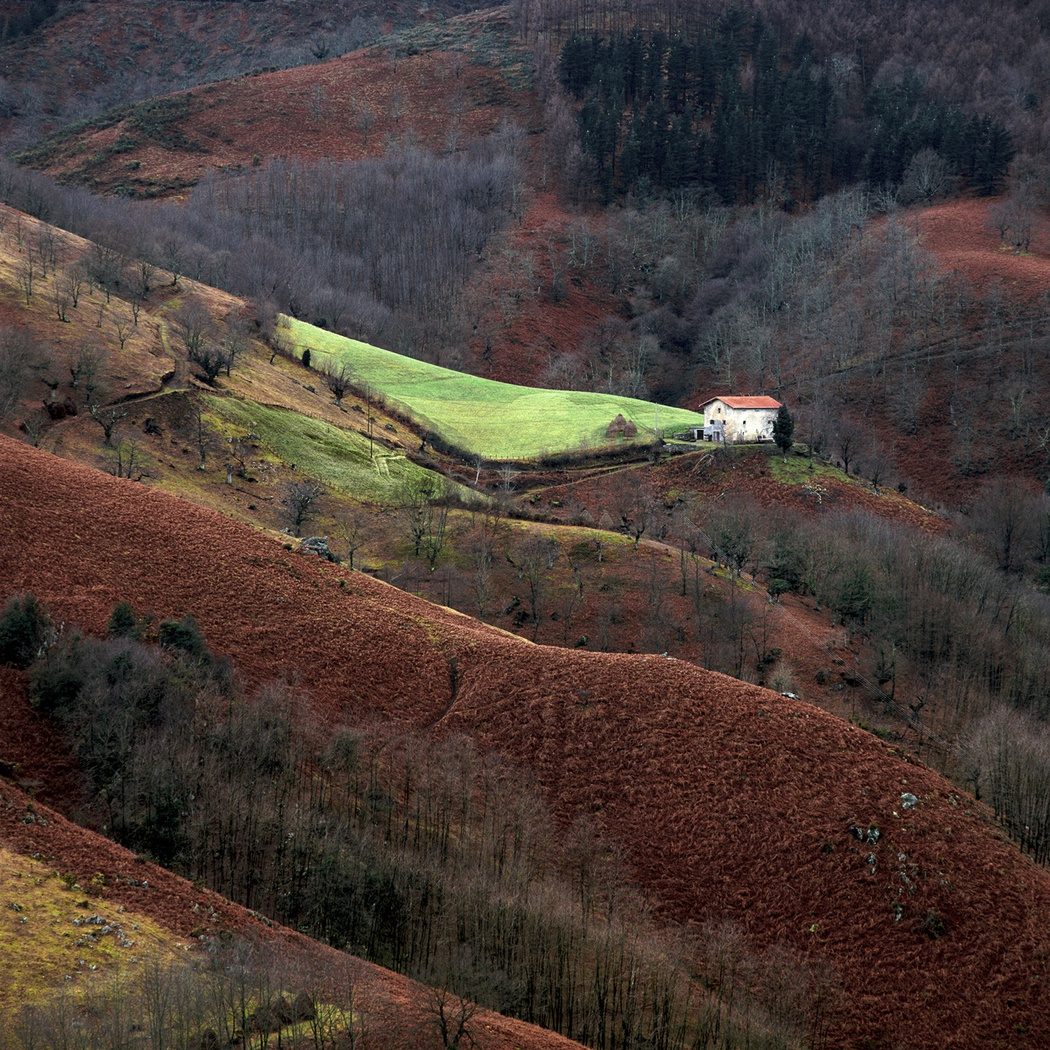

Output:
xmin=611 ymin=471 xmax=656 ymax=547
xmin=355 ymin=105 xmax=376 ymax=145
xmin=107 ymin=435 xmax=149 ymax=480
xmin=337 ymin=505 xmax=370 ymax=570
xmin=114 ymin=307 xmax=134 ymax=351
xmin=69 ymin=345 xmax=106 ymax=410
xmin=969 ymin=477 xmax=1039 ymax=573
xmin=134 ymin=258 xmax=157 ymax=300
xmin=308 ymin=83 xmax=326 ymax=124
xmin=50 ymin=274 xmax=71 ymax=322
xmin=899 ymin=148 xmax=950 ymax=204
xmin=89 ymin=241 xmax=125 ymax=302
xmin=175 ymin=297 xmax=227 ymax=383
xmin=15 ymin=247 xmax=35 ymax=304
xmin=704 ymin=501 xmax=757 ymax=583
xmin=61 ymin=262 xmax=86 ymax=309
xmin=425 ymin=985 xmax=479 ymax=1050
xmin=0 ymin=327 xmax=46 ymax=421
xmin=90 ymin=403 xmax=128 ymax=447
xmin=990 ymin=154 xmax=1048 ymax=253
xmin=173 ymin=296 xmax=213 ymax=359
xmin=835 ymin=422 xmax=860 ymax=476
xmin=325 ymin=361 xmax=354 ymax=405
xmin=282 ymin=480 xmax=326 ymax=537
xmin=507 ymin=534 xmax=559 ymax=639
xmin=221 ymin=310 xmax=251 ymax=376
xmin=397 ymin=476 xmax=450 ymax=569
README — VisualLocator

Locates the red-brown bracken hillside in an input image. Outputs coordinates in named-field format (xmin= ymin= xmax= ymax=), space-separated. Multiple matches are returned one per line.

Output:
xmin=19 ymin=8 xmax=534 ymax=198
xmin=3 ymin=435 xmax=1050 ymax=1049
xmin=917 ymin=196 xmax=1050 ymax=302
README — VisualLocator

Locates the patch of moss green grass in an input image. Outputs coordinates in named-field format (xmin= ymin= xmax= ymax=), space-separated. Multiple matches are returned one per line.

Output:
xmin=375 ymin=18 xmax=478 ymax=55
xmin=767 ymin=454 xmax=841 ymax=484
xmin=206 ymin=397 xmax=464 ymax=503
xmin=15 ymin=109 xmax=129 ymax=169
xmin=0 ymin=846 xmax=181 ymax=1016
xmin=280 ymin=318 xmax=708 ymax=461
xmin=710 ymin=565 xmax=758 ymax=590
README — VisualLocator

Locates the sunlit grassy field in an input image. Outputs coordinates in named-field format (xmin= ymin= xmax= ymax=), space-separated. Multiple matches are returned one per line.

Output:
xmin=280 ymin=318 xmax=707 ymax=460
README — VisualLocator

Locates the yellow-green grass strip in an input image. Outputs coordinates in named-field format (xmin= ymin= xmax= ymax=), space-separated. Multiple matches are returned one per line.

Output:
xmin=205 ymin=396 xmax=466 ymax=503
xmin=0 ymin=848 xmax=183 ymax=1016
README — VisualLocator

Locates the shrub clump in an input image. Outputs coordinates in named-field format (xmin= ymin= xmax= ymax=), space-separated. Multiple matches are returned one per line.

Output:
xmin=0 ymin=593 xmax=50 ymax=669
xmin=107 ymin=600 xmax=143 ymax=639
xmin=158 ymin=614 xmax=211 ymax=664
xmin=29 ymin=632 xmax=85 ymax=713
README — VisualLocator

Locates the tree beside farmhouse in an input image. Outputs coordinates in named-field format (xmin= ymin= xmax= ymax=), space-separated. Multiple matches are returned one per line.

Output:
xmin=772 ymin=404 xmax=794 ymax=459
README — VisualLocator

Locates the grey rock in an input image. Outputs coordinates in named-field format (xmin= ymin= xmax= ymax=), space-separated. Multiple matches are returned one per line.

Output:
xmin=299 ymin=536 xmax=339 ymax=563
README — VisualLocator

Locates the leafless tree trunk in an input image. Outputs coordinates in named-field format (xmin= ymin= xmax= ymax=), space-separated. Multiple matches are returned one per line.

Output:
xmin=282 ymin=480 xmax=326 ymax=537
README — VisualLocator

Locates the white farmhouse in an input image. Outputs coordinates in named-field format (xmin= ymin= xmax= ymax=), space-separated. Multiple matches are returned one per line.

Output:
xmin=698 ymin=395 xmax=782 ymax=443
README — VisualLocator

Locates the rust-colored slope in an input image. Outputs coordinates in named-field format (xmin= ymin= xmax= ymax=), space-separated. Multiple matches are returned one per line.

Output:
xmin=24 ymin=9 xmax=533 ymax=197
xmin=444 ymin=650 xmax=1050 ymax=1048
xmin=917 ymin=196 xmax=1050 ymax=302
xmin=0 ymin=433 xmax=469 ymax=727
xmin=3 ymin=434 xmax=1050 ymax=1048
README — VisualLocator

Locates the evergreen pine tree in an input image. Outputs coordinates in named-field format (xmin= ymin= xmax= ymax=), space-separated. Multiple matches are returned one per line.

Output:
xmin=772 ymin=404 xmax=794 ymax=460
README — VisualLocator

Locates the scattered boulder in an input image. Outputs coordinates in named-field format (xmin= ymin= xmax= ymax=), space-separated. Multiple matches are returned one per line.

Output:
xmin=850 ymin=823 xmax=881 ymax=846
xmin=299 ymin=537 xmax=338 ymax=563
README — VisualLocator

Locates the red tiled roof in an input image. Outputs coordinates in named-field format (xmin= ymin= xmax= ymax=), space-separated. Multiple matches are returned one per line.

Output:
xmin=700 ymin=395 xmax=782 ymax=410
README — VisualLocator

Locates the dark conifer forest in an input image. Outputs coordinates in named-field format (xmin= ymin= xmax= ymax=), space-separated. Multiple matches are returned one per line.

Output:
xmin=559 ymin=18 xmax=1014 ymax=204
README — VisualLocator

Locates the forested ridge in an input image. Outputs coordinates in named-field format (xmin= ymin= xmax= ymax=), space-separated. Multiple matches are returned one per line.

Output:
xmin=0 ymin=132 xmax=523 ymax=365
xmin=0 ymin=0 xmax=58 ymax=43
xmin=559 ymin=18 xmax=1013 ymax=203
xmin=534 ymin=0 xmax=1050 ymax=152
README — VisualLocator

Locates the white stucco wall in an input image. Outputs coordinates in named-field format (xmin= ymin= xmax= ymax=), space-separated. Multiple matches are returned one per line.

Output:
xmin=701 ymin=400 xmax=779 ymax=442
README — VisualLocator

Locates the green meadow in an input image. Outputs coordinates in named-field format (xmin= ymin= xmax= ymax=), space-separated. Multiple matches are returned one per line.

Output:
xmin=279 ymin=318 xmax=708 ymax=460
xmin=206 ymin=397 xmax=444 ymax=502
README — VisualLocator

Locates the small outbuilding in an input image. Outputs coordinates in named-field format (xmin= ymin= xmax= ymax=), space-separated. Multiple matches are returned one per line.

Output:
xmin=698 ymin=395 xmax=782 ymax=443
